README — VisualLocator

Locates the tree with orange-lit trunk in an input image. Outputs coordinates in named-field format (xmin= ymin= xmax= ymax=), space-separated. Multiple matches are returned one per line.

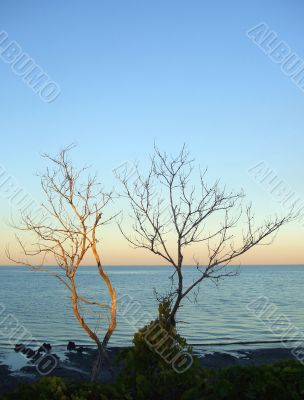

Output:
xmin=7 ymin=145 xmax=116 ymax=382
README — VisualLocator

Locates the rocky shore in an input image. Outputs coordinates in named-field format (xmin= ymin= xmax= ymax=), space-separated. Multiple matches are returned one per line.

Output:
xmin=0 ymin=345 xmax=301 ymax=394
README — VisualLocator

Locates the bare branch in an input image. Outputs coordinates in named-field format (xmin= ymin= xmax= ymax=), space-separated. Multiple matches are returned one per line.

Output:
xmin=117 ymin=145 xmax=293 ymax=326
xmin=7 ymin=145 xmax=116 ymax=382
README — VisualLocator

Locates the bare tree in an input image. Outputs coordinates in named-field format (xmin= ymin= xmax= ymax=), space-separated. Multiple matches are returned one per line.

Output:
xmin=7 ymin=146 xmax=116 ymax=382
xmin=117 ymin=146 xmax=292 ymax=327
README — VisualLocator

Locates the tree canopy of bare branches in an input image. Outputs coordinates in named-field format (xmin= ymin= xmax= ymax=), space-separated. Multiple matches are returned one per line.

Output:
xmin=7 ymin=145 xmax=116 ymax=381
xmin=117 ymin=145 xmax=293 ymax=326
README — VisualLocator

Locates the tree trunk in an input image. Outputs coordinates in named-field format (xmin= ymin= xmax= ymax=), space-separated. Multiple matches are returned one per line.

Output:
xmin=168 ymin=295 xmax=181 ymax=327
xmin=91 ymin=343 xmax=104 ymax=382
xmin=167 ymin=264 xmax=183 ymax=327
xmin=91 ymin=241 xmax=117 ymax=349
xmin=70 ymin=278 xmax=104 ymax=382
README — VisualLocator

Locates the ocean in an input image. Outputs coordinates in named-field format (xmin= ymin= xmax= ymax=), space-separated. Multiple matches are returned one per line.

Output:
xmin=0 ymin=265 xmax=303 ymax=353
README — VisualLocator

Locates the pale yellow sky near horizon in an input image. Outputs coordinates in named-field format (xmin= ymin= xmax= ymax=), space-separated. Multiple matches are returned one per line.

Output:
xmin=1 ymin=220 xmax=303 ymax=266
xmin=0 ymin=154 xmax=303 ymax=267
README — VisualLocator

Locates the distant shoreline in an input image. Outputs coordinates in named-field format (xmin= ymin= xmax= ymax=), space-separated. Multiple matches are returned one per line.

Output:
xmin=1 ymin=264 xmax=304 ymax=267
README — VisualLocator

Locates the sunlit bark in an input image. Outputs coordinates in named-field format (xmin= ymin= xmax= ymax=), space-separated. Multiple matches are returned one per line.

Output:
xmin=7 ymin=145 xmax=117 ymax=381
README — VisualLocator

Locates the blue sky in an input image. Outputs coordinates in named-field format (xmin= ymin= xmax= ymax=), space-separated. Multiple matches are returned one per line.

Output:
xmin=0 ymin=0 xmax=304 ymax=264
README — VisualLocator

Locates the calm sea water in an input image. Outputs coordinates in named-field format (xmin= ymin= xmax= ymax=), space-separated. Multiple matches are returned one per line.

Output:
xmin=0 ymin=265 xmax=303 ymax=352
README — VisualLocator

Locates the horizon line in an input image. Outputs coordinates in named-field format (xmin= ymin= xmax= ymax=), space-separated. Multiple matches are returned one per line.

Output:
xmin=1 ymin=263 xmax=304 ymax=267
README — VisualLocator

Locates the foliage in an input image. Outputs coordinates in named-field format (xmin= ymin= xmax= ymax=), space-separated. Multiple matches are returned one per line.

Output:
xmin=116 ymin=299 xmax=211 ymax=400
xmin=1 ymin=377 xmax=68 ymax=400
xmin=2 ymin=360 xmax=304 ymax=400
xmin=0 ymin=376 xmax=130 ymax=400
xmin=209 ymin=360 xmax=304 ymax=400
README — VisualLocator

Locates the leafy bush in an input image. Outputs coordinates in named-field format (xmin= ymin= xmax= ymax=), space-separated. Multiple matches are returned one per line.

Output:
xmin=0 ymin=376 xmax=130 ymax=400
xmin=2 ymin=360 xmax=304 ymax=400
xmin=116 ymin=300 xmax=213 ymax=400
xmin=1 ymin=377 xmax=68 ymax=400
xmin=209 ymin=360 xmax=304 ymax=400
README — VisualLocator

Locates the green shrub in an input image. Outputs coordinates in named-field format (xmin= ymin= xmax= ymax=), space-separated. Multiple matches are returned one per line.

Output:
xmin=209 ymin=360 xmax=304 ymax=400
xmin=68 ymin=382 xmax=132 ymax=400
xmin=0 ymin=376 xmax=130 ymax=400
xmin=116 ymin=300 xmax=213 ymax=400
xmin=1 ymin=376 xmax=68 ymax=400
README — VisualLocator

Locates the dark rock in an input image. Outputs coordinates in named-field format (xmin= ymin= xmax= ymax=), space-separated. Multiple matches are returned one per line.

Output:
xmin=67 ymin=341 xmax=76 ymax=351
xmin=38 ymin=343 xmax=52 ymax=352
xmin=25 ymin=348 xmax=35 ymax=358
xmin=77 ymin=346 xmax=84 ymax=354
xmin=199 ymin=352 xmax=239 ymax=370
xmin=14 ymin=343 xmax=24 ymax=352
xmin=18 ymin=346 xmax=37 ymax=358
xmin=0 ymin=364 xmax=12 ymax=376
xmin=31 ymin=351 xmax=42 ymax=362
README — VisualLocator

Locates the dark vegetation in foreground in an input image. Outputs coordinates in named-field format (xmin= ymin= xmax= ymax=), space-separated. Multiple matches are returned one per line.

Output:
xmin=1 ymin=360 xmax=304 ymax=400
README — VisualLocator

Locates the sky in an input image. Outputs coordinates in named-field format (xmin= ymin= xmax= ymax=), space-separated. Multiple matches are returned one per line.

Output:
xmin=0 ymin=0 xmax=304 ymax=265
